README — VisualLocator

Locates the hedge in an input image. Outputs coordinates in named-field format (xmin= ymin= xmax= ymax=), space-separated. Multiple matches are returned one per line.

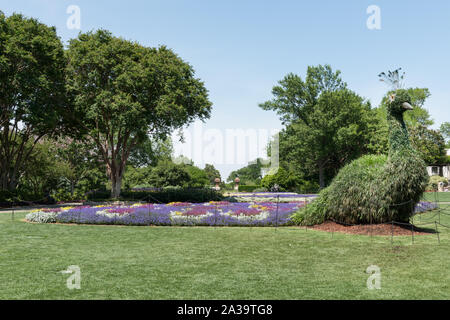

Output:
xmin=237 ymin=185 xmax=261 ymax=192
xmin=86 ymin=187 xmax=223 ymax=203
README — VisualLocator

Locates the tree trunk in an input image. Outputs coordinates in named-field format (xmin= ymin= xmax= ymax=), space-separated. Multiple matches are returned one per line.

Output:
xmin=319 ymin=165 xmax=325 ymax=189
xmin=8 ymin=169 xmax=18 ymax=191
xmin=111 ymin=173 xmax=122 ymax=199
xmin=0 ymin=168 xmax=18 ymax=192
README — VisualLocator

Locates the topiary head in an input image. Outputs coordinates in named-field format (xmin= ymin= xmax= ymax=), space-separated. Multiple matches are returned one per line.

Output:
xmin=386 ymin=89 xmax=413 ymax=117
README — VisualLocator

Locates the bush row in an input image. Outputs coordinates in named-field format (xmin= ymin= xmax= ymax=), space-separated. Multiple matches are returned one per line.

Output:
xmin=87 ymin=187 xmax=223 ymax=203
xmin=237 ymin=185 xmax=261 ymax=192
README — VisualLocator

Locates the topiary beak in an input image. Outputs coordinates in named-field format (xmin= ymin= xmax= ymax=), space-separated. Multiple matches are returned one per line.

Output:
xmin=402 ymin=102 xmax=413 ymax=110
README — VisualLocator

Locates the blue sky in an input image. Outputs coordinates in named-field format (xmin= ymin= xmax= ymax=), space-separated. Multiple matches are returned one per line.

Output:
xmin=1 ymin=0 xmax=449 ymax=178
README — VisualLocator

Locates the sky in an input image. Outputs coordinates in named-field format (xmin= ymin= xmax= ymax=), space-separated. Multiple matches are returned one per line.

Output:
xmin=1 ymin=0 xmax=450 ymax=179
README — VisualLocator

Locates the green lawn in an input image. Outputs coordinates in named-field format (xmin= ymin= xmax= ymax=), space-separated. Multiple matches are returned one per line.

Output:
xmin=0 ymin=208 xmax=449 ymax=299
xmin=423 ymin=192 xmax=450 ymax=202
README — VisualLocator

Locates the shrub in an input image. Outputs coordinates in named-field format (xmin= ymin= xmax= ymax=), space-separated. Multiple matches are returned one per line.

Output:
xmin=261 ymin=167 xmax=314 ymax=192
xmin=427 ymin=175 xmax=448 ymax=191
xmin=87 ymin=187 xmax=223 ymax=203
xmin=0 ymin=190 xmax=16 ymax=204
xmin=238 ymin=185 xmax=261 ymax=192
xmin=252 ymin=187 xmax=268 ymax=192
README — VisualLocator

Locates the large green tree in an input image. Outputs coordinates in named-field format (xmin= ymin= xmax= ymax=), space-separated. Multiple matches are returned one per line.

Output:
xmin=147 ymin=161 xmax=191 ymax=188
xmin=260 ymin=65 xmax=373 ymax=188
xmin=128 ymin=136 xmax=173 ymax=168
xmin=440 ymin=122 xmax=450 ymax=148
xmin=227 ymin=158 xmax=265 ymax=185
xmin=51 ymin=137 xmax=102 ymax=196
xmin=0 ymin=12 xmax=65 ymax=191
xmin=204 ymin=164 xmax=221 ymax=185
xmin=409 ymin=125 xmax=446 ymax=165
xmin=65 ymin=30 xmax=212 ymax=197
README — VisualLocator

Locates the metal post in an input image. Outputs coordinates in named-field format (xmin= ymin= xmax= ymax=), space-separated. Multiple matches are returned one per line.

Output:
xmin=214 ymin=204 xmax=217 ymax=228
xmin=305 ymin=197 xmax=308 ymax=232
xmin=435 ymin=221 xmax=440 ymax=245
xmin=275 ymin=195 xmax=279 ymax=230
xmin=411 ymin=224 xmax=414 ymax=244
xmin=391 ymin=220 xmax=394 ymax=246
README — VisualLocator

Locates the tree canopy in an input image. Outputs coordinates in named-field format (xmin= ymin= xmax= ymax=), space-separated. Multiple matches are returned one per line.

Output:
xmin=260 ymin=65 xmax=374 ymax=188
xmin=0 ymin=12 xmax=66 ymax=191
xmin=65 ymin=30 xmax=212 ymax=197
xmin=227 ymin=158 xmax=265 ymax=185
xmin=440 ymin=122 xmax=450 ymax=148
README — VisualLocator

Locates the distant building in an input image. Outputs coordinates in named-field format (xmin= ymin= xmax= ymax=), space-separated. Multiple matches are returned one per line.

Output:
xmin=426 ymin=149 xmax=450 ymax=179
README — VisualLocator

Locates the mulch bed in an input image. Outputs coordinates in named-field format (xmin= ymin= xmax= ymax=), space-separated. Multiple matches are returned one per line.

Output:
xmin=308 ymin=221 xmax=434 ymax=236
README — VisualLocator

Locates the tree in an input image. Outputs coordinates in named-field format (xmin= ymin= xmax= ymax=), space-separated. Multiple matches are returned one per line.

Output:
xmin=227 ymin=158 xmax=265 ymax=185
xmin=409 ymin=125 xmax=446 ymax=165
xmin=0 ymin=12 xmax=66 ymax=191
xmin=261 ymin=166 xmax=319 ymax=192
xmin=65 ymin=30 xmax=212 ymax=198
xmin=260 ymin=65 xmax=373 ymax=188
xmin=203 ymin=164 xmax=221 ymax=185
xmin=128 ymin=136 xmax=173 ymax=168
xmin=183 ymin=164 xmax=210 ymax=187
xmin=19 ymin=139 xmax=68 ymax=199
xmin=52 ymin=138 xmax=101 ymax=196
xmin=440 ymin=122 xmax=450 ymax=148
xmin=147 ymin=161 xmax=191 ymax=188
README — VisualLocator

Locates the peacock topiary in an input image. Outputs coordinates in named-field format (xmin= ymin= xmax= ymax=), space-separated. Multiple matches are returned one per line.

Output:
xmin=292 ymin=89 xmax=429 ymax=225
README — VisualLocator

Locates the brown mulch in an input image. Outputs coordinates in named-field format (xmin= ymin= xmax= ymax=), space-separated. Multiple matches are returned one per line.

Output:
xmin=306 ymin=221 xmax=434 ymax=236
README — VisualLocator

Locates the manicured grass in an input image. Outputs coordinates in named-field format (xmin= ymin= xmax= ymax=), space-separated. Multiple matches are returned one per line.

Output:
xmin=0 ymin=209 xmax=449 ymax=299
xmin=423 ymin=192 xmax=450 ymax=202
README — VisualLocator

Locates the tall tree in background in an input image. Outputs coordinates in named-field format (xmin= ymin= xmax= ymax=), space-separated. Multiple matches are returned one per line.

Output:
xmin=409 ymin=125 xmax=446 ymax=165
xmin=127 ymin=136 xmax=173 ymax=168
xmin=0 ymin=12 xmax=65 ymax=191
xmin=203 ymin=164 xmax=221 ymax=185
xmin=227 ymin=158 xmax=264 ymax=185
xmin=260 ymin=65 xmax=373 ymax=188
xmin=65 ymin=30 xmax=212 ymax=197
xmin=52 ymin=138 xmax=101 ymax=196
xmin=440 ymin=122 xmax=450 ymax=148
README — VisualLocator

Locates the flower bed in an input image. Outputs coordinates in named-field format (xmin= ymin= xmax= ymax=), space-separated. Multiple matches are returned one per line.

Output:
xmin=25 ymin=198 xmax=437 ymax=227
xmin=26 ymin=201 xmax=304 ymax=226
